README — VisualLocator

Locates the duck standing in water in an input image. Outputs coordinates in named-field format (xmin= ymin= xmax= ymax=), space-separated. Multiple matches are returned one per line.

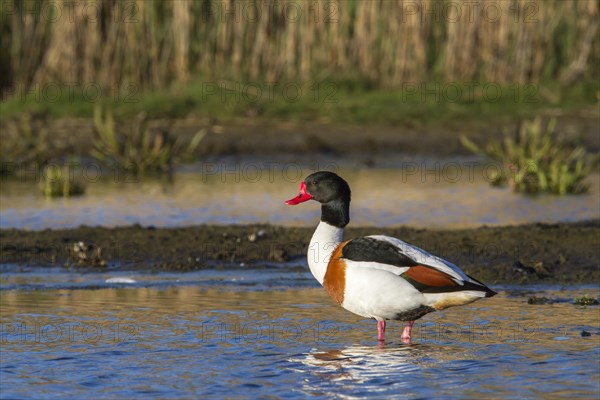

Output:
xmin=285 ymin=171 xmax=496 ymax=342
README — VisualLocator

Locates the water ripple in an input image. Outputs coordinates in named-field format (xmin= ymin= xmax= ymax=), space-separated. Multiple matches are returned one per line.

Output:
xmin=1 ymin=281 xmax=598 ymax=398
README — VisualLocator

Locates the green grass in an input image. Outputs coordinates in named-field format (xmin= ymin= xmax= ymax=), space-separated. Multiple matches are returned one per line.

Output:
xmin=91 ymin=105 xmax=206 ymax=175
xmin=461 ymin=117 xmax=598 ymax=195
xmin=40 ymin=164 xmax=86 ymax=198
xmin=573 ymin=295 xmax=599 ymax=306
xmin=1 ymin=78 xmax=597 ymax=127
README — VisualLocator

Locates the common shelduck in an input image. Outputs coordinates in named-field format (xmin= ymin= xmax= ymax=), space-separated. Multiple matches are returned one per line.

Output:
xmin=285 ymin=171 xmax=496 ymax=342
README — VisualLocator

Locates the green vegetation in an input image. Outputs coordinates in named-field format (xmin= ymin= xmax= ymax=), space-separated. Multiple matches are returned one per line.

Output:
xmin=528 ymin=296 xmax=600 ymax=305
xmin=1 ymin=78 xmax=597 ymax=125
xmin=573 ymin=295 xmax=599 ymax=306
xmin=1 ymin=0 xmax=598 ymax=185
xmin=0 ymin=107 xmax=206 ymax=181
xmin=527 ymin=296 xmax=556 ymax=305
xmin=461 ymin=118 xmax=598 ymax=195
xmin=1 ymin=0 xmax=598 ymax=126
xmin=41 ymin=163 xmax=86 ymax=198
xmin=0 ymin=114 xmax=51 ymax=174
xmin=92 ymin=105 xmax=206 ymax=175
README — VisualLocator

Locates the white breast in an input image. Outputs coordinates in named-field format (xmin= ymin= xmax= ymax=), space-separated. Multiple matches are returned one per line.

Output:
xmin=341 ymin=260 xmax=426 ymax=320
xmin=307 ymin=221 xmax=344 ymax=285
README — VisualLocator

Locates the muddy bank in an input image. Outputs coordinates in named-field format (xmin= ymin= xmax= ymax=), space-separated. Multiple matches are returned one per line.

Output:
xmin=2 ymin=110 xmax=599 ymax=161
xmin=1 ymin=220 xmax=598 ymax=285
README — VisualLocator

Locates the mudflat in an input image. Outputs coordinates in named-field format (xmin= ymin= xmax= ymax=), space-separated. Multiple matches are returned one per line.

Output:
xmin=1 ymin=220 xmax=598 ymax=285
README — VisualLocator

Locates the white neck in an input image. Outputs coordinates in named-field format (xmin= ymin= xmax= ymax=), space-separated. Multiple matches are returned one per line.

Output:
xmin=307 ymin=221 xmax=344 ymax=285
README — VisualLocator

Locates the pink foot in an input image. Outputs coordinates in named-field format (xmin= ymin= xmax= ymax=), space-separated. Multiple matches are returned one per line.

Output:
xmin=401 ymin=321 xmax=414 ymax=343
xmin=377 ymin=320 xmax=386 ymax=341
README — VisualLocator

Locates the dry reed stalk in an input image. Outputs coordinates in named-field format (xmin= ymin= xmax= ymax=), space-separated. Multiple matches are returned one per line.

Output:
xmin=495 ymin=3 xmax=509 ymax=83
xmin=411 ymin=0 xmax=429 ymax=82
xmin=2 ymin=0 xmax=598 ymax=96
xmin=299 ymin=2 xmax=312 ymax=80
xmin=173 ymin=0 xmax=192 ymax=85
xmin=82 ymin=0 xmax=100 ymax=85
xmin=517 ymin=0 xmax=534 ymax=82
xmin=332 ymin=0 xmax=349 ymax=75
xmin=34 ymin=0 xmax=77 ymax=84
xmin=284 ymin=3 xmax=297 ymax=78
xmin=560 ymin=0 xmax=599 ymax=86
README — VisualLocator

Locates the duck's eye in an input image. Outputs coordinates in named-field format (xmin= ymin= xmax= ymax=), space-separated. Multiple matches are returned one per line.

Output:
xmin=311 ymin=180 xmax=318 ymax=185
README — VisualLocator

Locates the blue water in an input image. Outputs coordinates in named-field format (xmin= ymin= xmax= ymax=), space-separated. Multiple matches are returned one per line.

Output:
xmin=1 ymin=268 xmax=599 ymax=399
xmin=2 ymin=163 xmax=598 ymax=230
xmin=2 ymin=159 xmax=599 ymax=398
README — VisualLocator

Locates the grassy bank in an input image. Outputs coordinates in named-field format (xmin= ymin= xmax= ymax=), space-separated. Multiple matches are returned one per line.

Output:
xmin=1 ymin=0 xmax=598 ymax=172
xmin=2 ymin=0 xmax=599 ymax=124
xmin=1 ymin=78 xmax=597 ymax=125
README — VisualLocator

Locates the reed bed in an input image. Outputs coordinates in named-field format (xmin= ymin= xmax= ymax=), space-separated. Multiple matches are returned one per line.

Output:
xmin=2 ymin=0 xmax=598 ymax=96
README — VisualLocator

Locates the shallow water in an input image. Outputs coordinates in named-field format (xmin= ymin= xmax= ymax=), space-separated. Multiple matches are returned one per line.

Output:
xmin=1 ymin=268 xmax=599 ymax=399
xmin=1 ymin=160 xmax=599 ymax=230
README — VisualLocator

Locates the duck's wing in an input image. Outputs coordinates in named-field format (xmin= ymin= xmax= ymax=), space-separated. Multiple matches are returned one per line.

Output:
xmin=339 ymin=235 xmax=495 ymax=296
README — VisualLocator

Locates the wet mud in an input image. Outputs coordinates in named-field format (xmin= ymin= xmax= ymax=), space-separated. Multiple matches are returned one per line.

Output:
xmin=2 ymin=113 xmax=599 ymax=161
xmin=1 ymin=220 xmax=598 ymax=285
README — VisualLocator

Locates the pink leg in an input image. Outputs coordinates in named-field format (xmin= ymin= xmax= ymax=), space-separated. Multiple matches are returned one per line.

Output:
xmin=401 ymin=321 xmax=414 ymax=342
xmin=377 ymin=320 xmax=386 ymax=341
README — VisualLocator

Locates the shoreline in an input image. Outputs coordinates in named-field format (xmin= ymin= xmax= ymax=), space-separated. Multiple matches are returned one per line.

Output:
xmin=2 ymin=110 xmax=599 ymax=162
xmin=1 ymin=220 xmax=598 ymax=285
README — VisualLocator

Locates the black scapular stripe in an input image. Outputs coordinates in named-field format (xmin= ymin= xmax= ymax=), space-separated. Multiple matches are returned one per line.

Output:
xmin=402 ymin=272 xmax=497 ymax=296
xmin=341 ymin=237 xmax=419 ymax=268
